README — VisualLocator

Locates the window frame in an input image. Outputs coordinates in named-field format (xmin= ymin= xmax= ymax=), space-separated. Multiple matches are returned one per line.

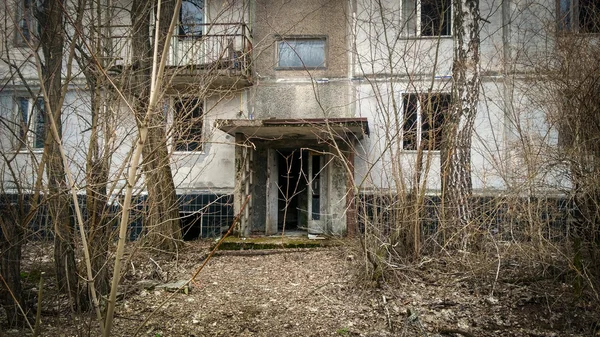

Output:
xmin=401 ymin=92 xmax=450 ymax=151
xmin=400 ymin=0 xmax=452 ymax=38
xmin=14 ymin=0 xmax=37 ymax=46
xmin=13 ymin=96 xmax=46 ymax=151
xmin=275 ymin=36 xmax=328 ymax=70
xmin=170 ymin=97 xmax=205 ymax=153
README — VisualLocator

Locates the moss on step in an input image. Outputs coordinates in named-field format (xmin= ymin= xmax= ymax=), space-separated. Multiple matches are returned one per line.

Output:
xmin=215 ymin=236 xmax=333 ymax=250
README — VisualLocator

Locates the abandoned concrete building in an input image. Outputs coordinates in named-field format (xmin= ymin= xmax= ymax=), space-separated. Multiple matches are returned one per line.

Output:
xmin=0 ymin=0 xmax=574 ymax=238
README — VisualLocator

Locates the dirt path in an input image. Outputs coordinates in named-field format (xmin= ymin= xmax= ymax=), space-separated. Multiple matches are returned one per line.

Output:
xmin=3 ymin=241 xmax=598 ymax=336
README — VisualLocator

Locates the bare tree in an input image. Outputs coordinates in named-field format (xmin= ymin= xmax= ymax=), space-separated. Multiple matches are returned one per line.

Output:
xmin=36 ymin=0 xmax=86 ymax=309
xmin=128 ymin=0 xmax=182 ymax=251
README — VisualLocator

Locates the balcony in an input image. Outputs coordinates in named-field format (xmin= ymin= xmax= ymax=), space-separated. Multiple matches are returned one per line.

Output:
xmin=105 ymin=23 xmax=252 ymax=89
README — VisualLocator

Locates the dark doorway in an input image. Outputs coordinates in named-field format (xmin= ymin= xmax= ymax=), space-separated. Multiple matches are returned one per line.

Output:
xmin=277 ymin=149 xmax=309 ymax=232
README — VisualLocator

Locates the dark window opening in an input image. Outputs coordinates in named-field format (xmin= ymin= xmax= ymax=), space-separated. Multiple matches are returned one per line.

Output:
xmin=402 ymin=0 xmax=452 ymax=37
xmin=421 ymin=0 xmax=452 ymax=36
xmin=402 ymin=93 xmax=450 ymax=151
xmin=173 ymin=98 xmax=204 ymax=152
xmin=559 ymin=0 xmax=600 ymax=33
xmin=402 ymin=94 xmax=419 ymax=150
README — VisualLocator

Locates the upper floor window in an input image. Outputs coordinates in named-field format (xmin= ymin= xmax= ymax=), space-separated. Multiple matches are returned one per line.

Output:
xmin=277 ymin=38 xmax=326 ymax=69
xmin=15 ymin=96 xmax=45 ymax=150
xmin=402 ymin=0 xmax=452 ymax=37
xmin=15 ymin=0 xmax=37 ymax=45
xmin=179 ymin=0 xmax=204 ymax=38
xmin=402 ymin=93 xmax=450 ymax=151
xmin=172 ymin=97 xmax=204 ymax=152
xmin=559 ymin=0 xmax=600 ymax=33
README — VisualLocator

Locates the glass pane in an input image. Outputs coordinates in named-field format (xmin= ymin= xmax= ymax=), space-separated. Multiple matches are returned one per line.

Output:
xmin=180 ymin=0 xmax=204 ymax=37
xmin=278 ymin=39 xmax=325 ymax=68
xmin=402 ymin=0 xmax=418 ymax=36
xmin=17 ymin=98 xmax=29 ymax=143
xmin=559 ymin=0 xmax=573 ymax=31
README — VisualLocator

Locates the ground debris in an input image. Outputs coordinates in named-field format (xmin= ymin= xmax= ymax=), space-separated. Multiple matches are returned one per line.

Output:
xmin=8 ymin=240 xmax=600 ymax=337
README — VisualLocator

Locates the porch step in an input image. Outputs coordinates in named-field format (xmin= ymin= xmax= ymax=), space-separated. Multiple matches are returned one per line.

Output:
xmin=216 ymin=235 xmax=337 ymax=250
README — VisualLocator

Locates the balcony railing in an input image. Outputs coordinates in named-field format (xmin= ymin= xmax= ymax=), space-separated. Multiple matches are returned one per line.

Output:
xmin=105 ymin=23 xmax=251 ymax=78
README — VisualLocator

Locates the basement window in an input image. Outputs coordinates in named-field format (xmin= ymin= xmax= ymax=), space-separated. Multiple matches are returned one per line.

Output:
xmin=401 ymin=0 xmax=452 ymax=37
xmin=173 ymin=98 xmax=204 ymax=152
xmin=559 ymin=0 xmax=600 ymax=33
xmin=277 ymin=38 xmax=326 ymax=69
xmin=402 ymin=93 xmax=450 ymax=151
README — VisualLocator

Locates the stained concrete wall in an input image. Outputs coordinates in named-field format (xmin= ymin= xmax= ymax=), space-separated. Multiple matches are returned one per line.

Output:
xmin=250 ymin=0 xmax=352 ymax=120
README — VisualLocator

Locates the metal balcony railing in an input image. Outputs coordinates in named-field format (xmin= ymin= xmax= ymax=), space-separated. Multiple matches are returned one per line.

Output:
xmin=104 ymin=23 xmax=251 ymax=78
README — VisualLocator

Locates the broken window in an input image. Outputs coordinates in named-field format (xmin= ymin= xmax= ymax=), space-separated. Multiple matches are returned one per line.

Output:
xmin=559 ymin=0 xmax=600 ymax=33
xmin=15 ymin=96 xmax=45 ymax=149
xmin=401 ymin=0 xmax=452 ymax=37
xmin=402 ymin=93 xmax=450 ymax=150
xmin=277 ymin=38 xmax=326 ymax=69
xmin=173 ymin=98 xmax=204 ymax=152
xmin=179 ymin=0 xmax=204 ymax=37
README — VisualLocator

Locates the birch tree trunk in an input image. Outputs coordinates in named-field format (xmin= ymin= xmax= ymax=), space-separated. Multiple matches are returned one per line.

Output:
xmin=441 ymin=0 xmax=480 ymax=250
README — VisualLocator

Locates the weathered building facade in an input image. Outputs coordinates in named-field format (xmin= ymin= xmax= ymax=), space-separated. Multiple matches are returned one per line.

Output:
xmin=0 ymin=0 xmax=578 ymax=238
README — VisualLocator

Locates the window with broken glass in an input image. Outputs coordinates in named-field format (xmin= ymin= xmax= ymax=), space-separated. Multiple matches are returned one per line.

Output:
xmin=172 ymin=98 xmax=204 ymax=152
xmin=559 ymin=0 xmax=600 ymax=33
xmin=402 ymin=93 xmax=450 ymax=151
xmin=401 ymin=0 xmax=452 ymax=37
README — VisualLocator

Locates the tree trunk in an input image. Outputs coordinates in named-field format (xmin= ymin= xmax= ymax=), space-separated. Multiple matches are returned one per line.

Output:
xmin=441 ymin=0 xmax=480 ymax=250
xmin=86 ymin=83 xmax=111 ymax=295
xmin=130 ymin=0 xmax=182 ymax=251
xmin=0 ymin=205 xmax=25 ymax=327
xmin=37 ymin=0 xmax=85 ymax=310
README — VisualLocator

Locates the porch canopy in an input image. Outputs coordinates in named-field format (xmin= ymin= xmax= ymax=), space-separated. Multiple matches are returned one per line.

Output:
xmin=215 ymin=118 xmax=369 ymax=140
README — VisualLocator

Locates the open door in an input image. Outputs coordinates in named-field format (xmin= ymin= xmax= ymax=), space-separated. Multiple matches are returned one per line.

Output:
xmin=307 ymin=151 xmax=327 ymax=235
xmin=266 ymin=148 xmax=279 ymax=235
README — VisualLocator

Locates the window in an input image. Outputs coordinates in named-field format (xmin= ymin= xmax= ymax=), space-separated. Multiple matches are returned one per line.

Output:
xmin=179 ymin=0 xmax=204 ymax=38
xmin=402 ymin=93 xmax=450 ymax=150
xmin=401 ymin=0 xmax=452 ymax=37
xmin=559 ymin=0 xmax=600 ymax=33
xmin=15 ymin=0 xmax=36 ymax=44
xmin=15 ymin=96 xmax=45 ymax=149
xmin=277 ymin=38 xmax=326 ymax=69
xmin=173 ymin=98 xmax=204 ymax=152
